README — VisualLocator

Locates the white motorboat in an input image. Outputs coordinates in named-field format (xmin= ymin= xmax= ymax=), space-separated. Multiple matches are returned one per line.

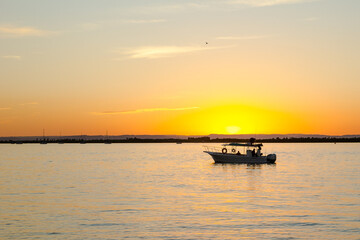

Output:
xmin=203 ymin=140 xmax=276 ymax=164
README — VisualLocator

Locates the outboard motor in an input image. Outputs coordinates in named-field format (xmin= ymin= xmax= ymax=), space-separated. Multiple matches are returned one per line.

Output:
xmin=267 ymin=154 xmax=276 ymax=163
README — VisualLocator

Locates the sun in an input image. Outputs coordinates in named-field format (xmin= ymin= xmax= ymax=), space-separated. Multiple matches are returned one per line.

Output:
xmin=226 ymin=126 xmax=240 ymax=134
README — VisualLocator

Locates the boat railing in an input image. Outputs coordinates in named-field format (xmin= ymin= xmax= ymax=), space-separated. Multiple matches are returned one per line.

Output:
xmin=203 ymin=146 xmax=224 ymax=153
xmin=203 ymin=146 xmax=240 ymax=154
xmin=203 ymin=145 xmax=268 ymax=156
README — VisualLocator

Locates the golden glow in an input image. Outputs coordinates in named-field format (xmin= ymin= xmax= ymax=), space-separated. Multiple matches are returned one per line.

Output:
xmin=1 ymin=99 xmax=358 ymax=136
xmin=226 ymin=126 xmax=241 ymax=134
xmin=154 ymin=104 xmax=310 ymax=135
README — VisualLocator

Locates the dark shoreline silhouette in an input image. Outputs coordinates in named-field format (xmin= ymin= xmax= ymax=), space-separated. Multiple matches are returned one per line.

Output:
xmin=1 ymin=136 xmax=359 ymax=144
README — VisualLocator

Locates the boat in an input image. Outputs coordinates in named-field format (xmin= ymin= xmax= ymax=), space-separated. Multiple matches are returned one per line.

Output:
xmin=203 ymin=140 xmax=276 ymax=164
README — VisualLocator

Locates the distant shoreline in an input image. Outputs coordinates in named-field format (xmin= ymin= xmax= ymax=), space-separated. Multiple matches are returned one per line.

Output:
xmin=1 ymin=137 xmax=359 ymax=144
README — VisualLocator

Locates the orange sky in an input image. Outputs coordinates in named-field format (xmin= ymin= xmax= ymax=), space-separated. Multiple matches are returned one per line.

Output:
xmin=0 ymin=0 xmax=359 ymax=136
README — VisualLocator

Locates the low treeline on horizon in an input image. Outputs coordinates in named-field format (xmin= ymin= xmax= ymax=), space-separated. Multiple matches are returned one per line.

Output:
xmin=1 ymin=134 xmax=360 ymax=144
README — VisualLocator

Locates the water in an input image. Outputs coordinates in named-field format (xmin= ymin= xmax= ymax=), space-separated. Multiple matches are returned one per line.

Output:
xmin=0 ymin=143 xmax=359 ymax=239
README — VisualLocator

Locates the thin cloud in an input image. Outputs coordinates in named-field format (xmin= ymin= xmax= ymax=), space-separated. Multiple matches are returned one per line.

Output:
xmin=92 ymin=107 xmax=200 ymax=115
xmin=217 ymin=35 xmax=269 ymax=40
xmin=128 ymin=46 xmax=205 ymax=59
xmin=118 ymin=45 xmax=231 ymax=59
xmin=227 ymin=0 xmax=316 ymax=7
xmin=2 ymin=55 xmax=22 ymax=60
xmin=0 ymin=25 xmax=56 ymax=38
xmin=0 ymin=107 xmax=11 ymax=111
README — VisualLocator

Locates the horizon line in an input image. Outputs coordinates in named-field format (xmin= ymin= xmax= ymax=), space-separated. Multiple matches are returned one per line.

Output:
xmin=1 ymin=133 xmax=360 ymax=138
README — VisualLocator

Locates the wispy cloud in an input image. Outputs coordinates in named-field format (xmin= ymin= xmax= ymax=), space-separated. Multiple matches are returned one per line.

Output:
xmin=126 ymin=46 xmax=206 ymax=59
xmin=2 ymin=55 xmax=22 ymax=60
xmin=92 ymin=107 xmax=200 ymax=115
xmin=227 ymin=0 xmax=315 ymax=7
xmin=0 ymin=107 xmax=11 ymax=111
xmin=117 ymin=45 xmax=230 ymax=59
xmin=217 ymin=35 xmax=269 ymax=40
xmin=0 ymin=25 xmax=56 ymax=38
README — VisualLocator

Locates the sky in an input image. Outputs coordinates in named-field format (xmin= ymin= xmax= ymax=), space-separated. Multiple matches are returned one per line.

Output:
xmin=0 ymin=0 xmax=359 ymax=136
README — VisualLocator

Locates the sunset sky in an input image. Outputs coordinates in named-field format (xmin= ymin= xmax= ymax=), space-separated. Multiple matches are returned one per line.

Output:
xmin=0 ymin=0 xmax=359 ymax=136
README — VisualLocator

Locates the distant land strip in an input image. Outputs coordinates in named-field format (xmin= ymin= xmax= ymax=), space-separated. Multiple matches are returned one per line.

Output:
xmin=1 ymin=134 xmax=359 ymax=144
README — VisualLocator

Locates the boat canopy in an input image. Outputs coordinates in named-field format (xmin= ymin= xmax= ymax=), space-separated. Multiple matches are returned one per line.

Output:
xmin=222 ymin=143 xmax=263 ymax=148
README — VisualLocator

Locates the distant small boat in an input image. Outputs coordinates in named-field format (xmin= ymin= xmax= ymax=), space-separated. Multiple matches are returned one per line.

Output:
xmin=203 ymin=140 xmax=276 ymax=164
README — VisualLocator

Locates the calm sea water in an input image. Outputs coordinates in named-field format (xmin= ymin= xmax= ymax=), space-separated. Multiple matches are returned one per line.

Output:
xmin=0 ymin=143 xmax=359 ymax=239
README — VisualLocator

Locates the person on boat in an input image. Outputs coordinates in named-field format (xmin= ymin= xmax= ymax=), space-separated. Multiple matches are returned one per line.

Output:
xmin=236 ymin=151 xmax=241 ymax=155
xmin=252 ymin=149 xmax=256 ymax=157
xmin=256 ymin=148 xmax=262 ymax=156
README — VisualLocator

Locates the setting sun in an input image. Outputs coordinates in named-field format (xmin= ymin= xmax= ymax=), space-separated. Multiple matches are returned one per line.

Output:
xmin=226 ymin=126 xmax=240 ymax=134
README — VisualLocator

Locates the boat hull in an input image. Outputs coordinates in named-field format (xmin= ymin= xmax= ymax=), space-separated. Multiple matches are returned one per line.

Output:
xmin=204 ymin=151 xmax=276 ymax=164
